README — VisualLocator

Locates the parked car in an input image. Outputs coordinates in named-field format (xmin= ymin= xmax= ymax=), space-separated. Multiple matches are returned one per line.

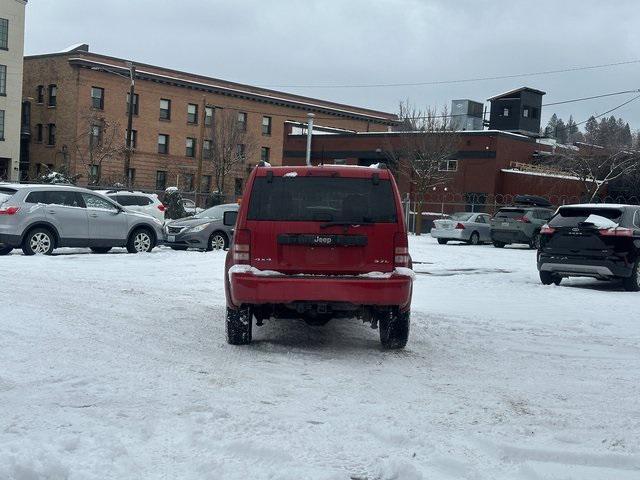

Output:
xmin=164 ymin=203 xmax=239 ymax=251
xmin=181 ymin=198 xmax=203 ymax=216
xmin=538 ymin=203 xmax=640 ymax=291
xmin=224 ymin=163 xmax=414 ymax=349
xmin=103 ymin=190 xmax=166 ymax=223
xmin=0 ymin=184 xmax=164 ymax=255
xmin=431 ymin=212 xmax=492 ymax=245
xmin=490 ymin=196 xmax=554 ymax=248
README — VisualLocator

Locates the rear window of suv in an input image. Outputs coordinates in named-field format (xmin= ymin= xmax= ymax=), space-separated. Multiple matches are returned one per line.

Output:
xmin=495 ymin=208 xmax=526 ymax=219
xmin=549 ymin=207 xmax=624 ymax=227
xmin=0 ymin=187 xmax=17 ymax=205
xmin=113 ymin=195 xmax=152 ymax=207
xmin=247 ymin=176 xmax=398 ymax=223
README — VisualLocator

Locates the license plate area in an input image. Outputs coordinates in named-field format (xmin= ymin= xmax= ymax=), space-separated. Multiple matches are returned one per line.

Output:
xmin=167 ymin=235 xmax=175 ymax=242
xmin=278 ymin=234 xmax=368 ymax=247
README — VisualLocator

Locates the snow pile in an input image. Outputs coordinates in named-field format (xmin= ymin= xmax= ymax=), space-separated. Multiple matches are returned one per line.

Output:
xmin=283 ymin=172 xmax=298 ymax=177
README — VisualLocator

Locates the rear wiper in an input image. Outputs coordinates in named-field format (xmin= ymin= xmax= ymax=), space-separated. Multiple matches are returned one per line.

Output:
xmin=320 ymin=220 xmax=375 ymax=229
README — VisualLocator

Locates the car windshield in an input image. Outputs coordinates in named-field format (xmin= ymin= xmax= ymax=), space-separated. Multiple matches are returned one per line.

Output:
xmin=495 ymin=209 xmax=526 ymax=219
xmin=549 ymin=207 xmax=624 ymax=227
xmin=247 ymin=176 xmax=398 ymax=223
xmin=450 ymin=212 xmax=474 ymax=221
xmin=193 ymin=206 xmax=224 ymax=220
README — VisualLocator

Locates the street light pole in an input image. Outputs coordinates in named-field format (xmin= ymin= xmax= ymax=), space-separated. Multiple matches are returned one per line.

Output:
xmin=124 ymin=63 xmax=136 ymax=187
xmin=305 ymin=113 xmax=314 ymax=166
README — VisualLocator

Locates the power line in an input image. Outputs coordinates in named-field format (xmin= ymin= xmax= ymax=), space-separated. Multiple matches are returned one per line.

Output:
xmin=572 ymin=93 xmax=640 ymax=128
xmin=261 ymin=59 xmax=640 ymax=89
xmin=543 ymin=89 xmax=640 ymax=107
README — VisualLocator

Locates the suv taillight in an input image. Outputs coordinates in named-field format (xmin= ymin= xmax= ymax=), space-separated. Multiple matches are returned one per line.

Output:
xmin=157 ymin=204 xmax=166 ymax=212
xmin=393 ymin=232 xmax=410 ymax=267
xmin=0 ymin=206 xmax=20 ymax=215
xmin=233 ymin=229 xmax=251 ymax=264
xmin=540 ymin=225 xmax=555 ymax=235
xmin=599 ymin=227 xmax=633 ymax=237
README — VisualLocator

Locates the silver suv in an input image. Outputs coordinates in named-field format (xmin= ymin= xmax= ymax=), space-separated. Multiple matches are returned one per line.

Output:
xmin=0 ymin=184 xmax=164 ymax=255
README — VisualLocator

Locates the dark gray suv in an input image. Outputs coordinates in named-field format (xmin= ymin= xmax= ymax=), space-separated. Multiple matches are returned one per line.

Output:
xmin=0 ymin=184 xmax=164 ymax=255
xmin=164 ymin=203 xmax=238 ymax=251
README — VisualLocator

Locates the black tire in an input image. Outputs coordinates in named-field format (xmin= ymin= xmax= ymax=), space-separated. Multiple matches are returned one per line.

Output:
xmin=622 ymin=259 xmax=640 ymax=292
xmin=207 ymin=231 xmax=228 ymax=251
xmin=90 ymin=247 xmax=112 ymax=254
xmin=540 ymin=271 xmax=562 ymax=286
xmin=493 ymin=241 xmax=506 ymax=248
xmin=529 ymin=233 xmax=541 ymax=250
xmin=226 ymin=306 xmax=253 ymax=345
xmin=437 ymin=238 xmax=448 ymax=245
xmin=468 ymin=232 xmax=480 ymax=245
xmin=126 ymin=228 xmax=155 ymax=253
xmin=377 ymin=308 xmax=410 ymax=349
xmin=0 ymin=246 xmax=12 ymax=256
xmin=170 ymin=246 xmax=188 ymax=251
xmin=21 ymin=227 xmax=55 ymax=256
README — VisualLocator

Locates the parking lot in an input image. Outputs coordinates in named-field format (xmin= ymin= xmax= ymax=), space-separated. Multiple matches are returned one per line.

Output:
xmin=1 ymin=237 xmax=639 ymax=479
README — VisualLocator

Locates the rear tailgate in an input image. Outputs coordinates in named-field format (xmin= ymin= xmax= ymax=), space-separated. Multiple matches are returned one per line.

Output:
xmin=244 ymin=169 xmax=401 ymax=275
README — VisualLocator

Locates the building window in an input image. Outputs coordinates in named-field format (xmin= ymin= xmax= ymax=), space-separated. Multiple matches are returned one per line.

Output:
xmin=89 ymin=164 xmax=100 ymax=182
xmin=234 ymin=178 xmax=243 ymax=196
xmin=90 ymin=124 xmax=102 ymax=148
xmin=522 ymin=107 xmax=529 ymax=118
xmin=48 ymin=84 xmax=57 ymax=107
xmin=36 ymin=123 xmax=43 ymax=142
xmin=203 ymin=139 xmax=212 ymax=158
xmin=184 ymin=174 xmax=194 ymax=191
xmin=260 ymin=147 xmax=270 ymax=163
xmin=47 ymin=123 xmax=56 ymax=145
xmin=205 ymin=106 xmax=214 ymax=126
xmin=262 ymin=116 xmax=272 ymax=135
xmin=0 ymin=18 xmax=8 ymax=50
xmin=156 ymin=170 xmax=167 ymax=190
xmin=158 ymin=134 xmax=169 ymax=154
xmin=0 ymin=110 xmax=4 ymax=140
xmin=126 ymin=129 xmax=137 ymax=149
xmin=201 ymin=175 xmax=211 ymax=193
xmin=127 ymin=93 xmax=139 ymax=115
xmin=530 ymin=107 xmax=539 ymax=119
xmin=0 ymin=65 xmax=6 ymax=96
xmin=236 ymin=143 xmax=245 ymax=159
xmin=502 ymin=106 xmax=510 ymax=117
xmin=237 ymin=112 xmax=247 ymax=131
xmin=160 ymin=99 xmax=171 ymax=120
xmin=438 ymin=159 xmax=458 ymax=172
xmin=91 ymin=86 xmax=104 ymax=109
xmin=185 ymin=137 xmax=196 ymax=157
xmin=187 ymin=103 xmax=198 ymax=124
xmin=37 ymin=85 xmax=44 ymax=103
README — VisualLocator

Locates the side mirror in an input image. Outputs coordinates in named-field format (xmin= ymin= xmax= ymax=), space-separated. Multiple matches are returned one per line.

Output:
xmin=223 ymin=211 xmax=238 ymax=226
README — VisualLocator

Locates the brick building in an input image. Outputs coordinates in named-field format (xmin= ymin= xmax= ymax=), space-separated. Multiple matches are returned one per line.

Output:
xmin=282 ymin=129 xmax=590 ymax=213
xmin=21 ymin=44 xmax=396 ymax=199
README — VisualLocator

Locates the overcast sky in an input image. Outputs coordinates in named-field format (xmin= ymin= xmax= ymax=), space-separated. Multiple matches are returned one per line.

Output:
xmin=24 ymin=0 xmax=640 ymax=129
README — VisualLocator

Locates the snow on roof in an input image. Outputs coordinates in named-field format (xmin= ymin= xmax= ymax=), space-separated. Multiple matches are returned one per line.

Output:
xmin=501 ymin=168 xmax=597 ymax=183
xmin=67 ymin=58 xmax=396 ymax=122
xmin=60 ymin=43 xmax=88 ymax=53
xmin=560 ymin=203 xmax=632 ymax=209
xmin=322 ymin=129 xmax=533 ymax=140
xmin=487 ymin=86 xmax=546 ymax=101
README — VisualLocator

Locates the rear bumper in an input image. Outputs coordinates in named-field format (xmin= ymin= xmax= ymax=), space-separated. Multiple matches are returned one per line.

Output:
xmin=0 ymin=233 xmax=22 ymax=248
xmin=229 ymin=272 xmax=413 ymax=309
xmin=538 ymin=253 xmax=632 ymax=278
xmin=491 ymin=229 xmax=531 ymax=244
xmin=431 ymin=228 xmax=468 ymax=241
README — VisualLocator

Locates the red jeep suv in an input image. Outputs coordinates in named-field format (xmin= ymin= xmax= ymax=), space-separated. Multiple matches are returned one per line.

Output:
xmin=224 ymin=163 xmax=414 ymax=349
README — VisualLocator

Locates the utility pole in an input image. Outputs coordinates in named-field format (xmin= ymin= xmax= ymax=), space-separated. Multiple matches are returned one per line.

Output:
xmin=305 ymin=113 xmax=314 ymax=166
xmin=124 ymin=62 xmax=136 ymax=187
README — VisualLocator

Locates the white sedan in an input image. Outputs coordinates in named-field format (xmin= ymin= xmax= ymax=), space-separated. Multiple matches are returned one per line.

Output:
xmin=431 ymin=212 xmax=492 ymax=245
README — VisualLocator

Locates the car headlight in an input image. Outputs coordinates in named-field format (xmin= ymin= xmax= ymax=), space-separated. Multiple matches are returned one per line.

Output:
xmin=187 ymin=223 xmax=209 ymax=233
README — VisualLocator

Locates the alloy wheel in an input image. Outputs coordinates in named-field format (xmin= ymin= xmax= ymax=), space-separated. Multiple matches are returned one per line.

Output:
xmin=210 ymin=234 xmax=226 ymax=250
xmin=30 ymin=232 xmax=52 ymax=254
xmin=134 ymin=232 xmax=152 ymax=252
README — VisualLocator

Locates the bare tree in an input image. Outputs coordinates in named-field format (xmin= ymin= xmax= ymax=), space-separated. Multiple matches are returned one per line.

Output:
xmin=384 ymin=101 xmax=460 ymax=234
xmin=205 ymin=108 xmax=257 ymax=198
xmin=74 ymin=113 xmax=126 ymax=186
xmin=545 ymin=142 xmax=640 ymax=201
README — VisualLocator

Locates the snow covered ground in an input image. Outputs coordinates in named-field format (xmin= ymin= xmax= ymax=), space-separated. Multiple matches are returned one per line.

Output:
xmin=1 ymin=237 xmax=639 ymax=479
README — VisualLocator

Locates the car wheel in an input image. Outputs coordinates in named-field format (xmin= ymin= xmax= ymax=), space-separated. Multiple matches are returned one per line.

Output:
xmin=529 ymin=233 xmax=541 ymax=249
xmin=493 ymin=241 xmax=506 ymax=248
xmin=469 ymin=232 xmax=480 ymax=245
xmin=540 ymin=271 xmax=562 ymax=286
xmin=437 ymin=239 xmax=448 ymax=245
xmin=126 ymin=228 xmax=154 ymax=253
xmin=90 ymin=247 xmax=111 ymax=254
xmin=0 ymin=246 xmax=12 ymax=255
xmin=207 ymin=232 xmax=228 ymax=251
xmin=22 ymin=228 xmax=55 ymax=256
xmin=622 ymin=259 xmax=640 ymax=292
xmin=226 ymin=306 xmax=253 ymax=345
xmin=377 ymin=308 xmax=410 ymax=349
